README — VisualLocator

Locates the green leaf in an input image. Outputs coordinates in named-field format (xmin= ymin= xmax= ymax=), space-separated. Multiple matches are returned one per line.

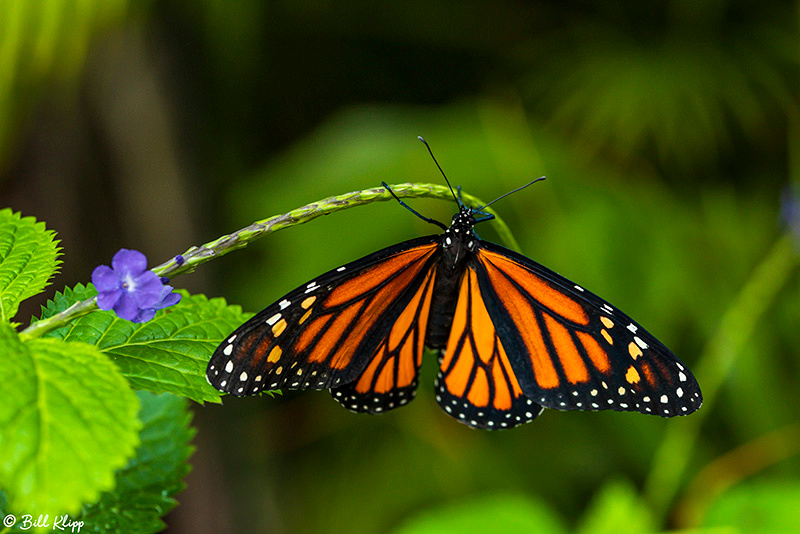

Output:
xmin=79 ymin=391 xmax=195 ymax=534
xmin=40 ymin=287 xmax=248 ymax=403
xmin=36 ymin=283 xmax=97 ymax=323
xmin=395 ymin=493 xmax=567 ymax=534
xmin=703 ymin=481 xmax=800 ymax=533
xmin=0 ymin=323 xmax=140 ymax=514
xmin=575 ymin=479 xmax=655 ymax=534
xmin=0 ymin=209 xmax=60 ymax=321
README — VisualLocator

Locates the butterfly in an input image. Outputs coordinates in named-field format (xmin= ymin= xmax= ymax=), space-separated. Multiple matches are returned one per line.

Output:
xmin=206 ymin=140 xmax=702 ymax=429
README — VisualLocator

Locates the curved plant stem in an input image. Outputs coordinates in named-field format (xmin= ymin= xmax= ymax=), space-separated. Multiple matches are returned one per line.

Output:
xmin=19 ymin=183 xmax=515 ymax=341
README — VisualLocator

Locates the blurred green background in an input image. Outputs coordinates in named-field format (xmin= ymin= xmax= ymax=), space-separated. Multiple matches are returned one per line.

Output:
xmin=2 ymin=1 xmax=799 ymax=533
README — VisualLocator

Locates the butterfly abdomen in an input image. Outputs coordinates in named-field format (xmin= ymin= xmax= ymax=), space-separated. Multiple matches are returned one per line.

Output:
xmin=426 ymin=261 xmax=465 ymax=348
xmin=426 ymin=213 xmax=479 ymax=348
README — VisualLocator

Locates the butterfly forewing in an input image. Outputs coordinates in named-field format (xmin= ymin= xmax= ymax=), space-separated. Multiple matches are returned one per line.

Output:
xmin=435 ymin=265 xmax=544 ymax=429
xmin=474 ymin=243 xmax=702 ymax=417
xmin=207 ymin=237 xmax=439 ymax=397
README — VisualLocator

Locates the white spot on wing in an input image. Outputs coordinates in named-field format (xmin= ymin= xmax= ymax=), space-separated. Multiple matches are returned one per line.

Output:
xmin=225 ymin=360 xmax=233 ymax=373
xmin=266 ymin=313 xmax=281 ymax=326
xmin=223 ymin=344 xmax=233 ymax=356
xmin=279 ymin=299 xmax=291 ymax=310
xmin=634 ymin=336 xmax=648 ymax=350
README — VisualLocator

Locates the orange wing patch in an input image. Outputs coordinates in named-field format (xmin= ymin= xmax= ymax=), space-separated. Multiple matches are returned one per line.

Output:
xmin=576 ymin=332 xmax=611 ymax=374
xmin=544 ymin=314 xmax=589 ymax=384
xmin=479 ymin=249 xmax=589 ymax=325
xmin=436 ymin=267 xmax=542 ymax=429
xmin=324 ymin=246 xmax=435 ymax=307
xmin=332 ymin=267 xmax=436 ymax=413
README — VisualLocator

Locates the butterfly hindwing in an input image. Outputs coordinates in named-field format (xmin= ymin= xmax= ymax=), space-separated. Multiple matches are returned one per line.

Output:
xmin=435 ymin=265 xmax=544 ymax=429
xmin=332 ymin=265 xmax=436 ymax=414
xmin=207 ymin=237 xmax=440 ymax=397
xmin=474 ymin=242 xmax=702 ymax=417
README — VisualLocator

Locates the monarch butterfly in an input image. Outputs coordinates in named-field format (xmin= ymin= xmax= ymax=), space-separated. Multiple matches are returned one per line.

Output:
xmin=207 ymin=140 xmax=702 ymax=429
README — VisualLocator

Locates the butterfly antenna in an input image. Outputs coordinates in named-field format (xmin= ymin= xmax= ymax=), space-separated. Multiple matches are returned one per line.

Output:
xmin=382 ymin=182 xmax=448 ymax=231
xmin=418 ymin=136 xmax=460 ymax=206
xmin=476 ymin=176 xmax=546 ymax=211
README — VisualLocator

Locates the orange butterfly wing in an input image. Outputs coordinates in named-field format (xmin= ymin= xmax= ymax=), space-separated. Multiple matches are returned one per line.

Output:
xmin=207 ymin=238 xmax=439 ymax=397
xmin=473 ymin=243 xmax=702 ymax=417
xmin=436 ymin=265 xmax=544 ymax=429
xmin=332 ymin=265 xmax=436 ymax=413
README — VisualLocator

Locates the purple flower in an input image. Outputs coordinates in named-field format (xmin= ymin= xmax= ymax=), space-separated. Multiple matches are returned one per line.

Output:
xmin=92 ymin=249 xmax=182 ymax=322
xmin=133 ymin=284 xmax=182 ymax=323
xmin=782 ymin=184 xmax=800 ymax=243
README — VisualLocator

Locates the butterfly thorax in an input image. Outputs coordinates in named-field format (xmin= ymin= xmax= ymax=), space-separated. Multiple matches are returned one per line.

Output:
xmin=426 ymin=209 xmax=479 ymax=349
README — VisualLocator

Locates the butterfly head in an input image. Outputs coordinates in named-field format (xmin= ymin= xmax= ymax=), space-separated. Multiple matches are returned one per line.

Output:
xmin=448 ymin=206 xmax=494 ymax=241
xmin=449 ymin=209 xmax=477 ymax=233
